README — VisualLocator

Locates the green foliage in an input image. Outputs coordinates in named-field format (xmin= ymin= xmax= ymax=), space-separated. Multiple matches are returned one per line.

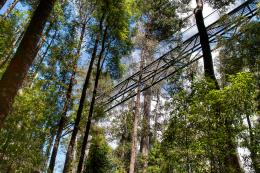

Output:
xmin=84 ymin=127 xmax=113 ymax=173
xmin=161 ymin=72 xmax=257 ymax=172
xmin=137 ymin=0 xmax=182 ymax=41
xmin=0 ymin=15 xmax=18 ymax=69
xmin=0 ymin=82 xmax=56 ymax=172
xmin=219 ymin=21 xmax=260 ymax=76
xmin=147 ymin=142 xmax=164 ymax=173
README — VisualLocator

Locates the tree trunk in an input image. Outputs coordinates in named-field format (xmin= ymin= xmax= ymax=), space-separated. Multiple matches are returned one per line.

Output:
xmin=141 ymin=88 xmax=151 ymax=173
xmin=2 ymin=0 xmax=19 ymax=18
xmin=0 ymin=0 xmax=7 ymax=10
xmin=194 ymin=0 xmax=243 ymax=172
xmin=44 ymin=130 xmax=55 ymax=170
xmin=48 ymin=21 xmax=86 ymax=173
xmin=62 ymin=38 xmax=99 ymax=173
xmin=153 ymin=90 xmax=160 ymax=143
xmin=129 ymin=40 xmax=145 ymax=173
xmin=0 ymin=0 xmax=57 ymax=129
xmin=194 ymin=0 xmax=218 ymax=88
xmin=77 ymin=26 xmax=108 ymax=173
xmin=62 ymin=14 xmax=105 ymax=173
xmin=246 ymin=114 xmax=260 ymax=172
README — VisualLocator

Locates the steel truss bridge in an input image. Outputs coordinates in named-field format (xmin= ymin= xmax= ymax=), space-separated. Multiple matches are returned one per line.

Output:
xmin=96 ymin=0 xmax=258 ymax=112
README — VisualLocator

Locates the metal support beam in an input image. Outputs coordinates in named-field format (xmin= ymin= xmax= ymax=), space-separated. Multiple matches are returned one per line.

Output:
xmin=96 ymin=0 xmax=258 ymax=112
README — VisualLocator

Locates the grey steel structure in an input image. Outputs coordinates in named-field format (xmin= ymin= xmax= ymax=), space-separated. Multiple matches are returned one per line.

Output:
xmin=96 ymin=0 xmax=258 ymax=111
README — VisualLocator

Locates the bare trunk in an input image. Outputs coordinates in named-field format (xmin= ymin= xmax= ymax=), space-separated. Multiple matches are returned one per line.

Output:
xmin=77 ymin=26 xmax=108 ymax=173
xmin=0 ymin=0 xmax=7 ymax=10
xmin=62 ymin=14 xmax=105 ymax=173
xmin=141 ymin=88 xmax=151 ymax=173
xmin=129 ymin=41 xmax=145 ymax=173
xmin=194 ymin=0 xmax=218 ymax=88
xmin=48 ymin=21 xmax=86 ymax=173
xmin=2 ymin=0 xmax=19 ymax=18
xmin=0 ymin=0 xmax=57 ymax=128
xmin=153 ymin=90 xmax=160 ymax=143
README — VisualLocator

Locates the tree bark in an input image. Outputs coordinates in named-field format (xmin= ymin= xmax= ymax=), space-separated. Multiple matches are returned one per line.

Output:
xmin=62 ymin=14 xmax=105 ymax=173
xmin=141 ymin=88 xmax=151 ymax=173
xmin=194 ymin=0 xmax=219 ymax=89
xmin=77 ymin=26 xmax=108 ymax=173
xmin=0 ymin=0 xmax=57 ymax=129
xmin=129 ymin=39 xmax=145 ymax=173
xmin=0 ymin=0 xmax=7 ymax=10
xmin=48 ymin=21 xmax=86 ymax=173
xmin=153 ymin=90 xmax=160 ymax=143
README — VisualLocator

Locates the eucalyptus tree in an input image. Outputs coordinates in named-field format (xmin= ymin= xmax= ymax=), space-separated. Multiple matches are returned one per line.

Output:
xmin=75 ymin=0 xmax=133 ymax=172
xmin=47 ymin=1 xmax=94 ymax=172
xmin=183 ymin=0 xmax=242 ymax=171
xmin=219 ymin=21 xmax=260 ymax=172
xmin=0 ymin=0 xmax=57 ymax=128
xmin=0 ymin=18 xmax=72 ymax=171
xmin=129 ymin=1 xmax=183 ymax=172
xmin=62 ymin=2 xmax=106 ymax=172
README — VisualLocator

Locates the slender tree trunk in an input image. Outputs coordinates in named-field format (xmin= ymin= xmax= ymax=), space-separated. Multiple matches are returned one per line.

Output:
xmin=140 ymin=36 xmax=154 ymax=173
xmin=0 ymin=0 xmax=57 ymax=129
xmin=77 ymin=26 xmax=108 ymax=173
xmin=45 ymin=129 xmax=56 ymax=170
xmin=48 ymin=21 xmax=87 ymax=173
xmin=62 ymin=14 xmax=105 ymax=173
xmin=2 ymin=0 xmax=19 ymax=18
xmin=141 ymin=88 xmax=151 ymax=173
xmin=62 ymin=38 xmax=99 ymax=173
xmin=153 ymin=90 xmax=160 ymax=143
xmin=0 ymin=0 xmax=7 ymax=10
xmin=246 ymin=114 xmax=260 ymax=172
xmin=129 ymin=40 xmax=145 ymax=173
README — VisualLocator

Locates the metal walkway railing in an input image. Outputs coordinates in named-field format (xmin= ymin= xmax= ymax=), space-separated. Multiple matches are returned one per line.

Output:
xmin=96 ymin=0 xmax=258 ymax=111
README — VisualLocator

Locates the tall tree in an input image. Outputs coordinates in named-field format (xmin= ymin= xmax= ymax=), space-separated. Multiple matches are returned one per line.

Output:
xmin=62 ymin=13 xmax=105 ymax=173
xmin=77 ymin=26 xmax=107 ymax=173
xmin=194 ymin=0 xmax=242 ymax=171
xmin=47 ymin=1 xmax=91 ymax=170
xmin=130 ymin=1 xmax=183 ymax=172
xmin=77 ymin=0 xmax=133 ymax=171
xmin=0 ymin=0 xmax=57 ymax=128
